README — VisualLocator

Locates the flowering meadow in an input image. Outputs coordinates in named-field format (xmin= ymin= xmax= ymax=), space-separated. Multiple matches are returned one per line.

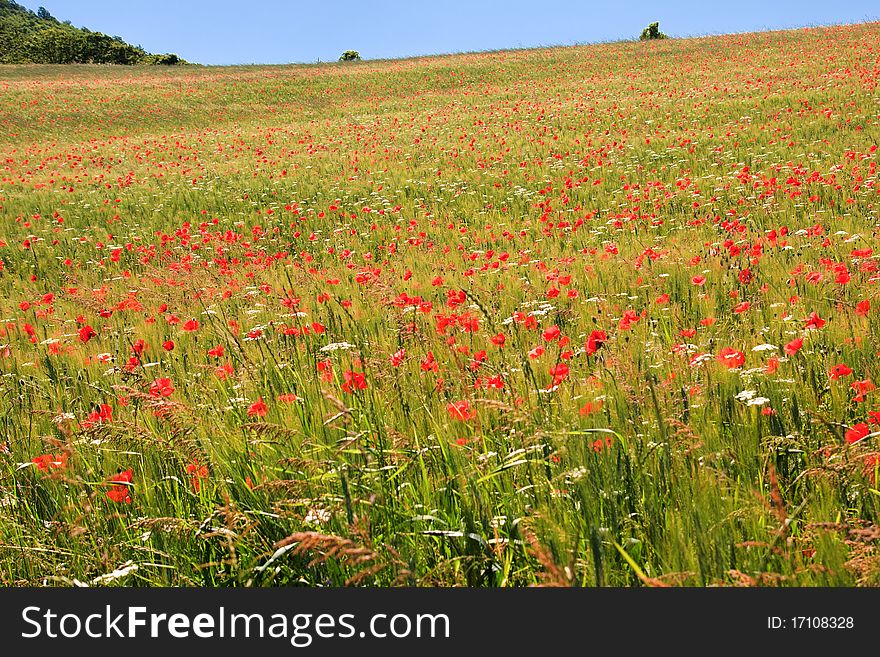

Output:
xmin=1 ymin=23 xmax=879 ymax=587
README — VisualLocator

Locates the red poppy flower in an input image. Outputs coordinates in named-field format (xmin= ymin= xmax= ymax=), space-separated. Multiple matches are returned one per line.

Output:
xmin=805 ymin=312 xmax=826 ymax=330
xmin=182 ymin=319 xmax=200 ymax=332
xmin=851 ymin=379 xmax=875 ymax=403
xmin=829 ymin=364 xmax=852 ymax=380
xmin=342 ymin=370 xmax=367 ymax=393
xmin=548 ymin=363 xmax=570 ymax=386
xmin=542 ymin=325 xmax=561 ymax=342
xmin=247 ymin=396 xmax=268 ymax=417
xmin=215 ymin=363 xmax=234 ymax=380
xmin=106 ymin=468 xmax=133 ymax=504
xmin=585 ymin=330 xmax=606 ymax=355
xmin=149 ymin=377 xmax=175 ymax=397
xmin=78 ymin=325 xmax=97 ymax=343
xmin=784 ymin=337 xmax=804 ymax=356
xmin=716 ymin=347 xmax=745 ymax=369
xmin=580 ymin=401 xmax=603 ymax=416
xmin=845 ymin=423 xmax=870 ymax=445
xmin=390 ymin=348 xmax=406 ymax=367
xmin=486 ymin=374 xmax=504 ymax=389
xmin=186 ymin=460 xmax=209 ymax=492
xmin=447 ymin=400 xmax=476 ymax=422
xmin=82 ymin=403 xmax=113 ymax=428
xmin=32 ymin=453 xmax=68 ymax=472
xmin=618 ymin=310 xmax=640 ymax=331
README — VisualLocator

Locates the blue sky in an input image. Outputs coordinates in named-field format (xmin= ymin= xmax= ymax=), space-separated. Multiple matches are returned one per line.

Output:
xmin=18 ymin=1 xmax=880 ymax=65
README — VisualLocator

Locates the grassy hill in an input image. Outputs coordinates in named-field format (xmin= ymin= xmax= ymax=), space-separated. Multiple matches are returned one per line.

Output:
xmin=0 ymin=22 xmax=879 ymax=587
xmin=0 ymin=0 xmax=184 ymax=64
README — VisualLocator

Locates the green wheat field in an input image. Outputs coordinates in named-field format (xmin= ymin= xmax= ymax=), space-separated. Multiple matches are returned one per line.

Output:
xmin=1 ymin=22 xmax=879 ymax=586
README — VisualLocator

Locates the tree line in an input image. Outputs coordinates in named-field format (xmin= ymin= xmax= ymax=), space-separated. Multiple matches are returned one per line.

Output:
xmin=0 ymin=1 xmax=185 ymax=64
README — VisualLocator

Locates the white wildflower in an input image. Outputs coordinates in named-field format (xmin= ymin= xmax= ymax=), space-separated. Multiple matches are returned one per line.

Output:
xmin=320 ymin=341 xmax=355 ymax=352
xmin=304 ymin=507 xmax=331 ymax=525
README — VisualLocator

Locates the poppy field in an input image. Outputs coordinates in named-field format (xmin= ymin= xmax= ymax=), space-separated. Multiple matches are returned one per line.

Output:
xmin=1 ymin=23 xmax=880 ymax=587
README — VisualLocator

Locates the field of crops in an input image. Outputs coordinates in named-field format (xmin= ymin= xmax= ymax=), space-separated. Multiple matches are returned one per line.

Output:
xmin=1 ymin=22 xmax=879 ymax=587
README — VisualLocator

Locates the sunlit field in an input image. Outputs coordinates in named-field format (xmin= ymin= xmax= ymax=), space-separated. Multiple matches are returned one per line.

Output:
xmin=1 ymin=23 xmax=879 ymax=587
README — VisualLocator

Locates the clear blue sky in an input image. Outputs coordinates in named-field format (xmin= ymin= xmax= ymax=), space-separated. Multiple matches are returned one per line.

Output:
xmin=18 ymin=0 xmax=880 ymax=65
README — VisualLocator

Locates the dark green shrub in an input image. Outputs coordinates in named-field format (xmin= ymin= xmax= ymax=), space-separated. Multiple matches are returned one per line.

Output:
xmin=639 ymin=22 xmax=668 ymax=41
xmin=143 ymin=53 xmax=184 ymax=65
xmin=339 ymin=50 xmax=361 ymax=62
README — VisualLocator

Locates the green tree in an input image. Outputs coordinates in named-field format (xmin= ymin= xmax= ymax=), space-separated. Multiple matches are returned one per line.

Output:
xmin=0 ymin=0 xmax=185 ymax=64
xmin=339 ymin=50 xmax=361 ymax=62
xmin=25 ymin=25 xmax=85 ymax=63
xmin=639 ymin=22 xmax=668 ymax=41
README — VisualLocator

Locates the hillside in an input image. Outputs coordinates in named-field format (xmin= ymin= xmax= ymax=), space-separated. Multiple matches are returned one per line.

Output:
xmin=0 ymin=23 xmax=879 ymax=587
xmin=0 ymin=0 xmax=184 ymax=64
